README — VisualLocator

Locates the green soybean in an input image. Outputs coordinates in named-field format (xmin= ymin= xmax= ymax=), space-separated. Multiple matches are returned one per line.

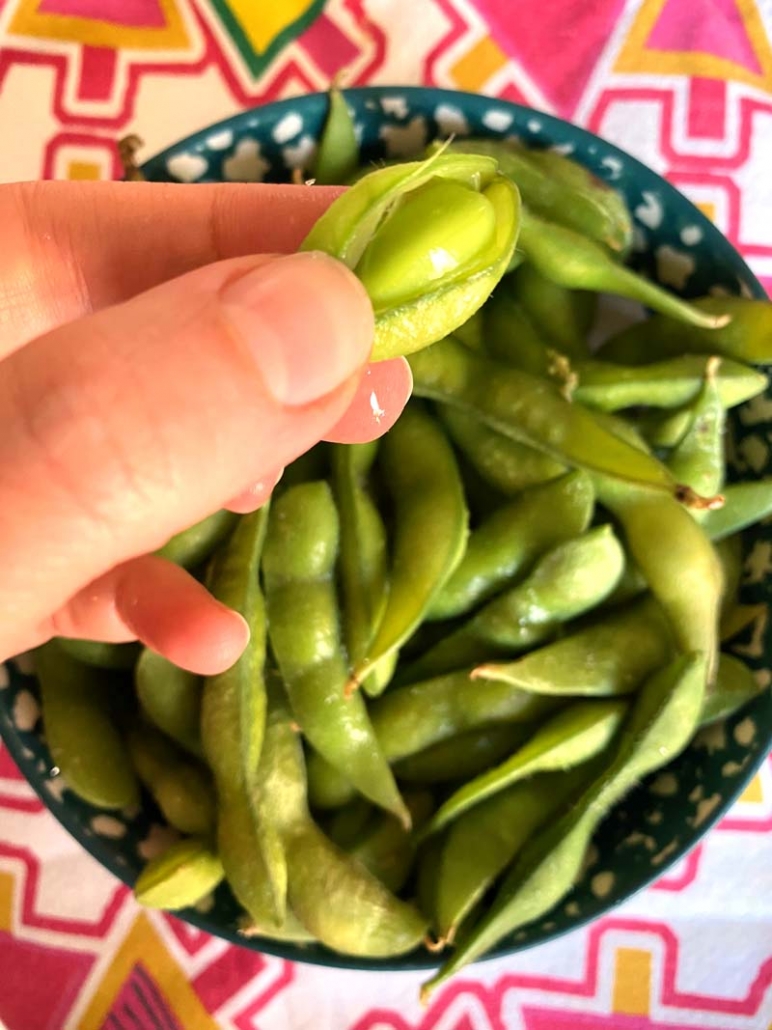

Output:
xmin=702 ymin=479 xmax=772 ymax=541
xmin=313 ymin=85 xmax=359 ymax=185
xmin=392 ymin=724 xmax=531 ymax=785
xmin=57 ymin=638 xmax=141 ymax=670
xmin=700 ymin=652 xmax=769 ymax=727
xmin=155 ymin=510 xmax=238 ymax=569
xmin=135 ymin=648 xmax=202 ymax=757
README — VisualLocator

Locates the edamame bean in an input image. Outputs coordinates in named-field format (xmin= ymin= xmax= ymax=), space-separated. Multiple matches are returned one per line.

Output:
xmin=352 ymin=406 xmax=469 ymax=684
xmin=135 ymin=648 xmax=202 ymax=757
xmin=36 ymin=641 xmax=139 ymax=809
xmin=134 ymin=837 xmax=224 ymax=911
xmin=428 ymin=470 xmax=594 ymax=621
xmin=410 ymin=526 xmax=624 ymax=679
xmin=263 ymin=481 xmax=408 ymax=824
xmin=424 ymin=699 xmax=628 ymax=836
xmin=435 ymin=770 xmax=588 ymax=942
xmin=473 ymin=596 xmax=673 ymax=696
xmin=301 ymin=152 xmax=520 ymax=360
xmin=667 ymin=357 xmax=725 ymax=511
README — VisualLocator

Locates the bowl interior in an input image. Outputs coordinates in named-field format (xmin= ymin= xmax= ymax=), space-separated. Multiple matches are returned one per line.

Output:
xmin=2 ymin=87 xmax=771 ymax=972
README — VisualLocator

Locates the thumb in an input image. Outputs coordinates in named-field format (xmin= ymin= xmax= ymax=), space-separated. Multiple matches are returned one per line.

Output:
xmin=0 ymin=250 xmax=373 ymax=650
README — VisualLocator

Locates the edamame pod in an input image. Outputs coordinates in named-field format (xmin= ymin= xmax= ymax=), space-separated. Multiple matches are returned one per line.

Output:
xmin=572 ymin=355 xmax=766 ymax=412
xmin=518 ymin=209 xmax=729 ymax=329
xmin=700 ymin=652 xmax=769 ymax=727
xmin=201 ymin=507 xmax=280 ymax=926
xmin=424 ymin=699 xmax=628 ymax=836
xmin=441 ymin=138 xmax=632 ymax=254
xmin=135 ymin=648 xmax=202 ymax=757
xmin=353 ymin=407 xmax=469 ymax=683
xmin=155 ymin=510 xmax=238 ymax=569
xmin=301 ymin=152 xmax=521 ymax=360
xmin=392 ymin=724 xmax=531 ymax=785
xmin=126 ymin=720 xmax=216 ymax=836
xmin=409 ymin=338 xmax=689 ymax=497
xmin=600 ymin=296 xmax=772 ymax=365
xmin=510 ymin=261 xmax=594 ymax=359
xmin=438 ymin=404 xmax=566 ymax=496
xmin=36 ymin=641 xmax=139 ymax=810
xmin=424 ymin=652 xmax=706 ymax=996
xmin=348 ymin=792 xmax=434 ymax=892
xmin=668 ymin=357 xmax=725 ymax=506
xmin=57 ymin=638 xmax=140 ymax=670
xmin=313 ymin=85 xmax=359 ymax=185
xmin=702 ymin=479 xmax=772 ymax=541
xmin=428 ymin=470 xmax=594 ymax=621
xmin=134 ymin=837 xmax=224 ymax=911
xmin=410 ymin=525 xmax=625 ymax=679
xmin=263 ymin=481 xmax=408 ymax=825
xmin=474 ymin=596 xmax=673 ymax=697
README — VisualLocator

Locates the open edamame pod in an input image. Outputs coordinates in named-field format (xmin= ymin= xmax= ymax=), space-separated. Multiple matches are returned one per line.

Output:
xmin=423 ymin=699 xmax=628 ymax=836
xmin=352 ymin=406 xmax=469 ymax=684
xmin=600 ymin=296 xmax=772 ymax=366
xmin=35 ymin=640 xmax=140 ymax=810
xmin=423 ymin=652 xmax=706 ymax=997
xmin=263 ymin=481 xmax=409 ymax=826
xmin=427 ymin=470 xmax=594 ymax=621
xmin=440 ymin=138 xmax=633 ymax=254
xmin=518 ymin=209 xmax=730 ymax=329
xmin=301 ymin=151 xmax=521 ymax=360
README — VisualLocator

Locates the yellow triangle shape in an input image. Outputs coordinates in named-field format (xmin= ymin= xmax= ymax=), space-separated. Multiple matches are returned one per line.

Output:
xmin=225 ymin=0 xmax=318 ymax=56
xmin=615 ymin=0 xmax=772 ymax=91
xmin=77 ymin=910 xmax=219 ymax=1030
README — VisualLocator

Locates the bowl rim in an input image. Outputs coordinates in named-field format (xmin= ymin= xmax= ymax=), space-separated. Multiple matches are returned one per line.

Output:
xmin=3 ymin=86 xmax=770 ymax=973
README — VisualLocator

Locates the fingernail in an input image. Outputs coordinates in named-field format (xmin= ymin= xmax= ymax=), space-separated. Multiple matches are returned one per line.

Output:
xmin=220 ymin=252 xmax=374 ymax=406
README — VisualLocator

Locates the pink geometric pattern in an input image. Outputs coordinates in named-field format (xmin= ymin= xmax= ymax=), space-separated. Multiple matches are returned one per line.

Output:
xmin=1 ymin=0 xmax=772 ymax=1026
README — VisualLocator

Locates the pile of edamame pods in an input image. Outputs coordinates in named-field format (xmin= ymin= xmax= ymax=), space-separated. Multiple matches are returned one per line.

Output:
xmin=36 ymin=92 xmax=772 ymax=997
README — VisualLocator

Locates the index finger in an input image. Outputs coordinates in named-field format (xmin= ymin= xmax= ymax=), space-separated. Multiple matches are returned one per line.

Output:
xmin=0 ymin=180 xmax=343 ymax=356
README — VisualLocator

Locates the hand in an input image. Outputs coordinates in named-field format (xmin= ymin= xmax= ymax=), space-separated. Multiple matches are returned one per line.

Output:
xmin=0 ymin=181 xmax=412 ymax=674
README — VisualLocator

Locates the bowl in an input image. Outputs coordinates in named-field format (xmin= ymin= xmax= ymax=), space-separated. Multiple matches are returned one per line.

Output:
xmin=2 ymin=86 xmax=771 ymax=973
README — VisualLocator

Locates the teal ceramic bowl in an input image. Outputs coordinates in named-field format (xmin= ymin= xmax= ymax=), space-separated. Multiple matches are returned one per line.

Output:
xmin=1 ymin=87 xmax=770 ymax=972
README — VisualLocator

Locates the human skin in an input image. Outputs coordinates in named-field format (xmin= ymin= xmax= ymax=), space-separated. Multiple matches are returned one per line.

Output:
xmin=0 ymin=181 xmax=411 ymax=672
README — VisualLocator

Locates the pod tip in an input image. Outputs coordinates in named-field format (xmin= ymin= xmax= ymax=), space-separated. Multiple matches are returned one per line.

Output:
xmin=675 ymin=485 xmax=725 ymax=510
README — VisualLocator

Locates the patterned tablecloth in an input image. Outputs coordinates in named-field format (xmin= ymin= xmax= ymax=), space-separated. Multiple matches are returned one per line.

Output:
xmin=2 ymin=2 xmax=772 ymax=1028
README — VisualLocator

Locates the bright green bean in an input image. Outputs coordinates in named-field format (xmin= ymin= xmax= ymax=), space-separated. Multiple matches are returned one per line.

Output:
xmin=301 ymin=152 xmax=520 ymax=360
